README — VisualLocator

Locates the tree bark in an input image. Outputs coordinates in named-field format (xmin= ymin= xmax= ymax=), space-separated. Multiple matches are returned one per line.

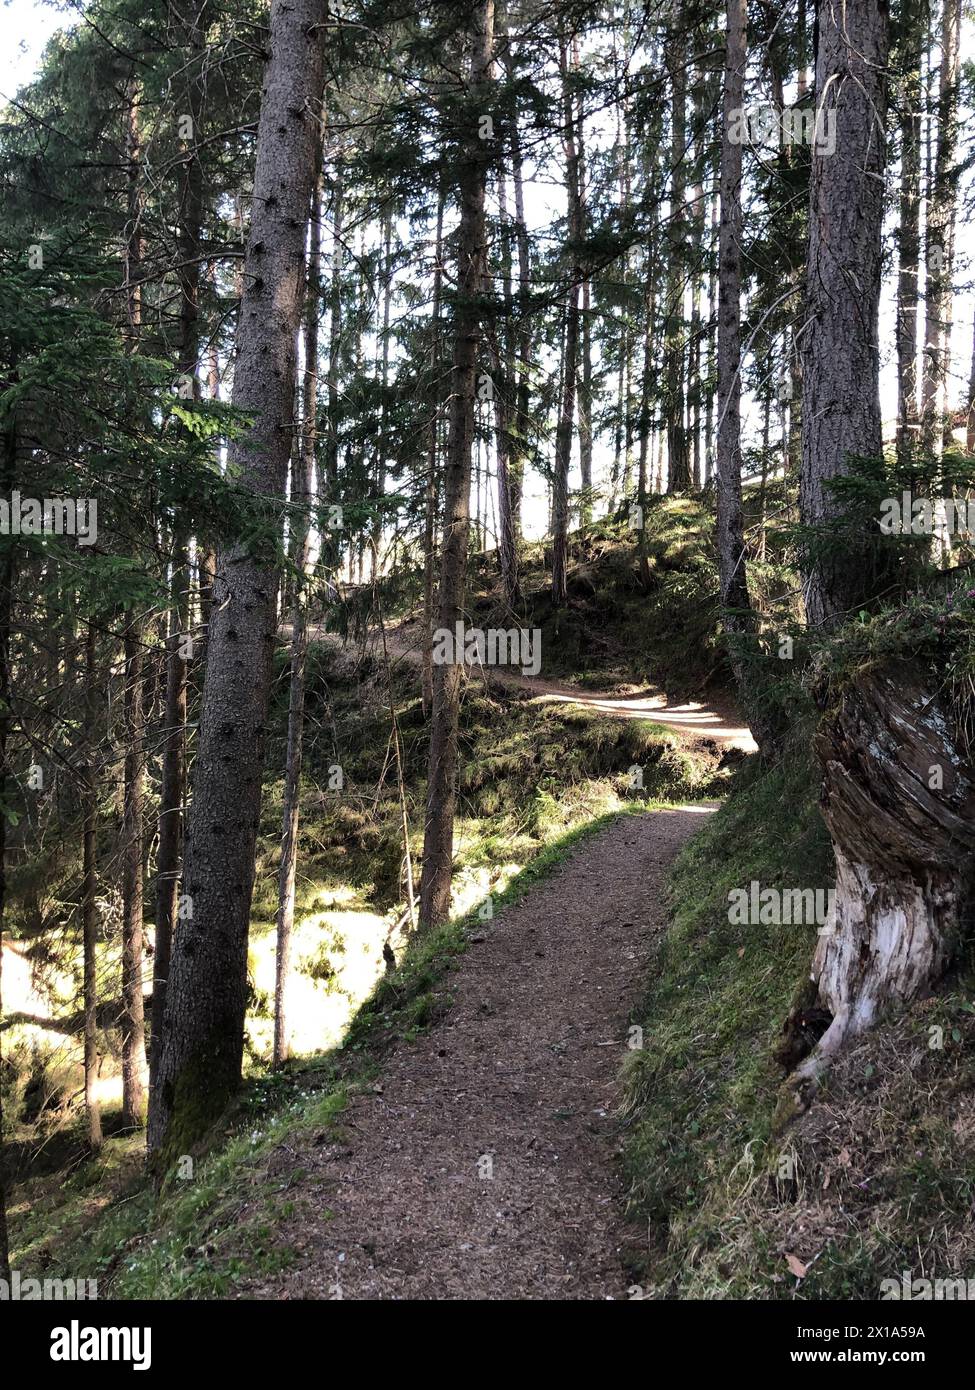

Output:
xmin=422 ymin=185 xmax=445 ymax=716
xmin=716 ymin=0 xmax=751 ymax=628
xmin=274 ymin=150 xmax=324 ymax=1066
xmin=920 ymin=0 xmax=961 ymax=463
xmin=83 ymin=622 xmax=103 ymax=1149
xmin=781 ymin=661 xmax=975 ymax=1112
xmin=799 ymin=0 xmax=889 ymax=628
xmin=418 ymin=0 xmax=494 ymax=929
xmin=491 ymin=172 xmax=520 ymax=608
xmin=120 ymin=615 xmax=147 ymax=1128
xmin=664 ymin=36 xmax=689 ymax=492
xmin=148 ymin=0 xmax=328 ymax=1164
xmin=551 ymin=32 xmax=582 ymax=608
xmin=895 ymin=0 xmax=922 ymax=466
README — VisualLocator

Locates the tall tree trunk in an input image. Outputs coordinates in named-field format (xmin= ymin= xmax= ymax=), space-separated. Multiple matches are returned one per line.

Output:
xmin=895 ymin=0 xmax=922 ymax=466
xmin=372 ymin=205 xmax=393 ymax=578
xmin=575 ymin=41 xmax=593 ymax=527
xmin=505 ymin=33 xmax=531 ymax=540
xmin=579 ymin=279 xmax=594 ymax=524
xmin=716 ymin=0 xmax=761 ymax=736
xmin=83 ymin=622 xmax=103 ymax=1149
xmin=120 ymin=75 xmax=147 ymax=1129
xmin=552 ymin=33 xmax=582 ymax=608
xmin=274 ymin=151 xmax=324 ymax=1066
xmin=799 ymin=0 xmax=889 ymax=628
xmin=920 ymin=0 xmax=961 ymax=463
xmin=148 ymin=0 xmax=328 ymax=1164
xmin=418 ymin=0 xmax=495 ymax=929
xmin=323 ymin=161 xmax=344 ymax=575
xmin=492 ymin=173 xmax=520 ymax=607
xmin=120 ymin=615 xmax=147 ymax=1128
xmin=664 ymin=37 xmax=689 ymax=492
xmin=422 ymin=185 xmax=445 ymax=716
xmin=151 ymin=11 xmax=204 ymax=1092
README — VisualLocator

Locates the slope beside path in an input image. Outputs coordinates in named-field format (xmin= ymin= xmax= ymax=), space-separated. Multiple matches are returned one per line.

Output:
xmin=242 ymin=805 xmax=713 ymax=1300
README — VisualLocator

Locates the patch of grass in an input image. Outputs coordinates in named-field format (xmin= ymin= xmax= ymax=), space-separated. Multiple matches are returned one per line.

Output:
xmin=622 ymin=738 xmax=975 ymax=1300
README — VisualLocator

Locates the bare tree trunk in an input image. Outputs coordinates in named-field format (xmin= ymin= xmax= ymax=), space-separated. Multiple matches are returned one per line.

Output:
xmin=422 ymin=186 xmax=445 ymax=716
xmin=920 ymin=0 xmax=961 ymax=463
xmin=579 ymin=279 xmax=594 ymax=524
xmin=575 ymin=43 xmax=593 ymax=527
xmin=120 ymin=614 xmax=147 ymax=1128
xmin=82 ymin=622 xmax=103 ymax=1150
xmin=506 ymin=38 xmax=530 ymax=539
xmin=664 ymin=36 xmax=689 ymax=492
xmin=895 ymin=0 xmax=922 ymax=465
xmin=274 ymin=151 xmax=324 ymax=1066
xmin=151 ymin=13 xmax=204 ymax=1091
xmin=322 ymin=161 xmax=344 ymax=576
xmin=120 ymin=76 xmax=147 ymax=1129
xmin=372 ymin=205 xmax=393 ymax=577
xmin=418 ymin=0 xmax=494 ymax=929
xmin=552 ymin=32 xmax=582 ymax=608
xmin=148 ymin=0 xmax=328 ymax=1164
xmin=491 ymin=172 xmax=520 ymax=607
xmin=716 ymin=0 xmax=759 ymax=722
xmin=799 ymin=0 xmax=889 ymax=628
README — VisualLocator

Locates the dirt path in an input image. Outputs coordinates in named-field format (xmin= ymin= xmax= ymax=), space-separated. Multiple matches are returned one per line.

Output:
xmin=305 ymin=617 xmax=757 ymax=751
xmin=243 ymin=805 xmax=713 ymax=1300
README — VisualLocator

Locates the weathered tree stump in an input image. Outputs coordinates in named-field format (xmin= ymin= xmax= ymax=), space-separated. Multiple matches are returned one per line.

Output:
xmin=779 ymin=659 xmax=975 ymax=1118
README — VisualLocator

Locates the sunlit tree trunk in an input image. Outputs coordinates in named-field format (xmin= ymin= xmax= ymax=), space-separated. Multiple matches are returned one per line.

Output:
xmin=274 ymin=151 xmax=324 ymax=1066
xmin=419 ymin=0 xmax=495 ymax=928
xmin=799 ymin=0 xmax=889 ymax=627
xmin=552 ymin=31 xmax=582 ymax=607
xmin=895 ymin=0 xmax=922 ymax=466
xmin=148 ymin=0 xmax=328 ymax=1164
xmin=920 ymin=0 xmax=961 ymax=464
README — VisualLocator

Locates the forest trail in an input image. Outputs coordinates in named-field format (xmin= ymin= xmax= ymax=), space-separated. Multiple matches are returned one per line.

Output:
xmin=305 ymin=617 xmax=757 ymax=751
xmin=242 ymin=805 xmax=713 ymax=1299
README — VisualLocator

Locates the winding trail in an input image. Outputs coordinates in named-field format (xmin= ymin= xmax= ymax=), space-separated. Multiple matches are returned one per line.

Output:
xmin=306 ymin=615 xmax=757 ymax=751
xmin=249 ymin=614 xmax=746 ymax=1297
xmin=243 ymin=805 xmax=714 ymax=1300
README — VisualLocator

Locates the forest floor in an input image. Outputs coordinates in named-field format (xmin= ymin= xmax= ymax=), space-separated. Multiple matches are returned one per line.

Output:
xmin=309 ymin=614 xmax=757 ymax=750
xmin=239 ymin=803 xmax=712 ymax=1299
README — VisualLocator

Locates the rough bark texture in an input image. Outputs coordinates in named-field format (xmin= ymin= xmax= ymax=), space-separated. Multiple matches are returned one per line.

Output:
xmin=895 ymin=0 xmax=922 ymax=464
xmin=421 ymin=186 xmax=444 ymax=717
xmin=120 ymin=615 xmax=147 ymax=1128
xmin=664 ymin=37 xmax=689 ymax=493
xmin=148 ymin=0 xmax=328 ymax=1164
xmin=418 ymin=0 xmax=494 ymax=929
xmin=504 ymin=35 xmax=530 ymax=541
xmin=715 ymin=0 xmax=755 ymax=693
xmin=920 ymin=0 xmax=960 ymax=461
xmin=783 ymin=661 xmax=975 ymax=1111
xmin=490 ymin=173 xmax=519 ymax=608
xmin=150 ymin=550 xmax=188 ymax=1094
xmin=551 ymin=33 xmax=582 ymax=608
xmin=322 ymin=163 xmax=344 ymax=576
xmin=83 ymin=622 xmax=102 ymax=1149
xmin=151 ymin=13 xmax=203 ymax=1088
xmin=799 ymin=0 xmax=889 ymax=627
